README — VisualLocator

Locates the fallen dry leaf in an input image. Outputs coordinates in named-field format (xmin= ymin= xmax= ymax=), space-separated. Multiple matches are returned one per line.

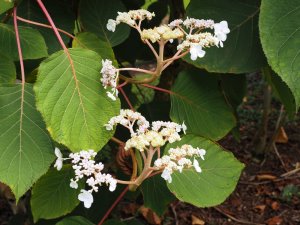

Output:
xmin=256 ymin=174 xmax=277 ymax=181
xmin=191 ymin=215 xmax=205 ymax=225
xmin=271 ymin=201 xmax=280 ymax=211
xmin=254 ymin=204 xmax=266 ymax=214
xmin=139 ymin=206 xmax=161 ymax=225
xmin=275 ymin=127 xmax=288 ymax=143
xmin=266 ymin=216 xmax=283 ymax=225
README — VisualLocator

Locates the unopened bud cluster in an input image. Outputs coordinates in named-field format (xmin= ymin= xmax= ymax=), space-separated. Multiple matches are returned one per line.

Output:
xmin=54 ymin=148 xmax=117 ymax=208
xmin=105 ymin=109 xmax=187 ymax=151
xmin=154 ymin=145 xmax=206 ymax=183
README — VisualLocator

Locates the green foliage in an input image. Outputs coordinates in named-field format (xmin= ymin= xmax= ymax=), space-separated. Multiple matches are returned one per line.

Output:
xmin=0 ymin=0 xmax=13 ymax=15
xmin=73 ymin=32 xmax=116 ymax=62
xmin=259 ymin=0 xmax=300 ymax=109
xmin=185 ymin=0 xmax=266 ymax=73
xmin=0 ymin=84 xmax=54 ymax=200
xmin=79 ymin=0 xmax=130 ymax=47
xmin=34 ymin=48 xmax=120 ymax=152
xmin=17 ymin=0 xmax=75 ymax=54
xmin=0 ymin=54 xmax=16 ymax=83
xmin=56 ymin=216 xmax=94 ymax=225
xmin=165 ymin=135 xmax=244 ymax=207
xmin=31 ymin=166 xmax=83 ymax=222
xmin=170 ymin=69 xmax=236 ymax=140
xmin=140 ymin=175 xmax=175 ymax=216
xmin=0 ymin=23 xmax=48 ymax=60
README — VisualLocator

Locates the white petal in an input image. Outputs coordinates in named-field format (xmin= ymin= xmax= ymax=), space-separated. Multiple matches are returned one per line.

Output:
xmin=161 ymin=168 xmax=172 ymax=183
xmin=107 ymin=19 xmax=116 ymax=32
xmin=107 ymin=91 xmax=116 ymax=101
xmin=55 ymin=147 xmax=62 ymax=158
xmin=78 ymin=190 xmax=93 ymax=208
xmin=54 ymin=158 xmax=63 ymax=171
xmin=193 ymin=159 xmax=202 ymax=173
xmin=70 ymin=180 xmax=78 ymax=189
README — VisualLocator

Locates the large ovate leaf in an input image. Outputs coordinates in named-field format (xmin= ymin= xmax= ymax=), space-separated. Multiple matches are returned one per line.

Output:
xmin=0 ymin=23 xmax=48 ymax=60
xmin=0 ymin=54 xmax=16 ymax=83
xmin=79 ymin=0 xmax=130 ymax=47
xmin=73 ymin=32 xmax=116 ymax=62
xmin=0 ymin=84 xmax=54 ymax=200
xmin=34 ymin=48 xmax=120 ymax=152
xmin=141 ymin=175 xmax=175 ymax=216
xmin=17 ymin=0 xmax=75 ymax=54
xmin=31 ymin=166 xmax=83 ymax=222
xmin=259 ymin=0 xmax=300 ymax=109
xmin=185 ymin=0 xmax=266 ymax=73
xmin=165 ymin=135 xmax=244 ymax=207
xmin=56 ymin=216 xmax=94 ymax=225
xmin=170 ymin=69 xmax=236 ymax=140
xmin=0 ymin=0 xmax=13 ymax=15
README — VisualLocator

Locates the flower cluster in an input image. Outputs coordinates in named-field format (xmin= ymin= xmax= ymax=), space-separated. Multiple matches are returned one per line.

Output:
xmin=100 ymin=59 xmax=119 ymax=101
xmin=154 ymin=145 xmax=206 ymax=183
xmin=168 ymin=17 xmax=230 ymax=60
xmin=107 ymin=9 xmax=155 ymax=32
xmin=105 ymin=109 xmax=150 ymax=136
xmin=105 ymin=109 xmax=187 ymax=151
xmin=54 ymin=148 xmax=117 ymax=208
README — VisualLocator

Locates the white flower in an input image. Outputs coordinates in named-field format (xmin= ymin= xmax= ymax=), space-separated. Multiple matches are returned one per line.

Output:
xmin=54 ymin=147 xmax=63 ymax=171
xmin=214 ymin=21 xmax=230 ymax=47
xmin=189 ymin=44 xmax=206 ymax=61
xmin=161 ymin=168 xmax=172 ymax=183
xmin=107 ymin=19 xmax=117 ymax=32
xmin=181 ymin=122 xmax=187 ymax=134
xmin=78 ymin=190 xmax=93 ymax=208
xmin=197 ymin=148 xmax=206 ymax=160
xmin=107 ymin=91 xmax=117 ymax=101
xmin=193 ymin=158 xmax=202 ymax=173
xmin=70 ymin=179 xmax=78 ymax=189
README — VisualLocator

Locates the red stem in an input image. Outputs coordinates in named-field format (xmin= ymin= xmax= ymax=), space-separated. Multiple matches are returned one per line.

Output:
xmin=36 ymin=0 xmax=68 ymax=52
xmin=119 ymin=87 xmax=134 ymax=111
xmin=97 ymin=186 xmax=129 ymax=225
xmin=17 ymin=16 xmax=76 ymax=40
xmin=139 ymin=83 xmax=174 ymax=95
xmin=13 ymin=7 xmax=25 ymax=83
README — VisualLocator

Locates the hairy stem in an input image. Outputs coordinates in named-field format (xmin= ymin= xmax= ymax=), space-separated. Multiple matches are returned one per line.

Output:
xmin=97 ymin=186 xmax=129 ymax=225
xmin=13 ymin=8 xmax=25 ymax=84
xmin=17 ymin=16 xmax=76 ymax=40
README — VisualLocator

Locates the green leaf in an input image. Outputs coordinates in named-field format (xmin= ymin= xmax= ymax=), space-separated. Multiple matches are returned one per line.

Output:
xmin=165 ymin=134 xmax=244 ymax=207
xmin=131 ymin=75 xmax=159 ymax=109
xmin=0 ymin=84 xmax=54 ymax=200
xmin=0 ymin=23 xmax=48 ymax=60
xmin=259 ymin=0 xmax=300 ymax=109
xmin=17 ymin=0 xmax=75 ymax=54
xmin=220 ymin=74 xmax=247 ymax=109
xmin=141 ymin=175 xmax=175 ymax=216
xmin=73 ymin=32 xmax=116 ymax=62
xmin=0 ymin=0 xmax=13 ymax=15
xmin=185 ymin=0 xmax=266 ymax=73
xmin=79 ymin=0 xmax=130 ymax=47
xmin=34 ymin=48 xmax=120 ymax=152
xmin=170 ymin=69 xmax=236 ymax=140
xmin=56 ymin=216 xmax=94 ymax=225
xmin=0 ymin=54 xmax=16 ymax=83
xmin=31 ymin=166 xmax=83 ymax=222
